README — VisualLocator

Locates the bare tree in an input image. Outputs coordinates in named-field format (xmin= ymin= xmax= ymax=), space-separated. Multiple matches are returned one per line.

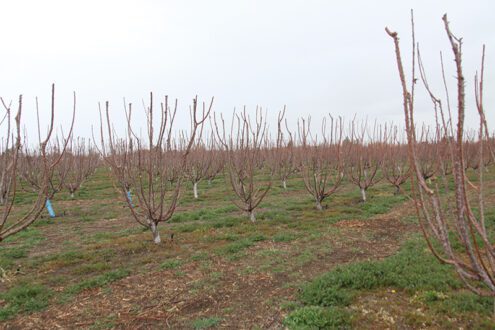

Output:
xmin=99 ymin=94 xmax=212 ymax=244
xmin=382 ymin=125 xmax=411 ymax=195
xmin=214 ymin=107 xmax=271 ymax=222
xmin=415 ymin=127 xmax=440 ymax=180
xmin=205 ymin=146 xmax=225 ymax=186
xmin=464 ymin=133 xmax=481 ymax=170
xmin=298 ymin=115 xmax=345 ymax=210
xmin=346 ymin=122 xmax=383 ymax=202
xmin=1 ymin=84 xmax=75 ymax=241
xmin=185 ymin=134 xmax=213 ymax=199
xmin=62 ymin=138 xmax=99 ymax=198
xmin=19 ymin=139 xmax=70 ymax=218
xmin=386 ymin=13 xmax=495 ymax=303
xmin=18 ymin=147 xmax=45 ymax=193
xmin=272 ymin=107 xmax=298 ymax=190
xmin=462 ymin=131 xmax=492 ymax=171
xmin=19 ymin=93 xmax=77 ymax=206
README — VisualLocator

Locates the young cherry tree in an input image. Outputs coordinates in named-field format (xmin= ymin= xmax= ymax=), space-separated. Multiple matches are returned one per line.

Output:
xmin=345 ymin=122 xmax=383 ymax=202
xmin=62 ymin=138 xmax=99 ymax=198
xmin=387 ymin=13 xmax=495 ymax=303
xmin=185 ymin=133 xmax=213 ymax=199
xmin=1 ymin=84 xmax=75 ymax=241
xmin=100 ymin=94 xmax=212 ymax=244
xmin=272 ymin=107 xmax=297 ymax=190
xmin=204 ymin=146 xmax=225 ymax=185
xmin=19 ymin=93 xmax=76 ymax=208
xmin=415 ymin=126 xmax=441 ymax=180
xmin=462 ymin=131 xmax=491 ymax=171
xmin=214 ymin=107 xmax=271 ymax=222
xmin=382 ymin=125 xmax=411 ymax=195
xmin=20 ymin=138 xmax=71 ymax=218
xmin=298 ymin=115 xmax=345 ymax=210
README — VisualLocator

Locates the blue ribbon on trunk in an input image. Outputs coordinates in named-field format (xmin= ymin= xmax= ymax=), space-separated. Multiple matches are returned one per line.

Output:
xmin=46 ymin=199 xmax=56 ymax=218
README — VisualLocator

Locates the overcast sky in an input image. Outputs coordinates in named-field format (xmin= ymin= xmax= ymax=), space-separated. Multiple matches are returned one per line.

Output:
xmin=0 ymin=0 xmax=493 ymax=140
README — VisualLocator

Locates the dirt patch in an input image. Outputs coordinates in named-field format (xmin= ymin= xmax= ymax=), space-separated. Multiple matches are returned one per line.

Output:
xmin=334 ymin=219 xmax=367 ymax=228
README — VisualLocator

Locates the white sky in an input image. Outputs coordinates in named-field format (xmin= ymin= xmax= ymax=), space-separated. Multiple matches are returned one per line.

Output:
xmin=0 ymin=0 xmax=493 ymax=140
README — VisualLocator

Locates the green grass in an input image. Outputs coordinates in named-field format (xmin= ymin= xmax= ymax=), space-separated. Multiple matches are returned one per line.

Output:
xmin=89 ymin=315 xmax=117 ymax=329
xmin=272 ymin=232 xmax=298 ymax=242
xmin=0 ymin=228 xmax=45 ymax=268
xmin=432 ymin=292 xmax=494 ymax=314
xmin=40 ymin=250 xmax=90 ymax=267
xmin=192 ymin=316 xmax=222 ymax=329
xmin=170 ymin=205 xmax=237 ymax=223
xmin=0 ymin=283 xmax=53 ymax=320
xmin=215 ymin=239 xmax=254 ymax=255
xmin=285 ymin=235 xmax=494 ymax=328
xmin=3 ymin=228 xmax=44 ymax=245
xmin=73 ymin=262 xmax=112 ymax=275
xmin=63 ymin=269 xmax=130 ymax=297
xmin=190 ymin=252 xmax=210 ymax=261
xmin=160 ymin=259 xmax=183 ymax=270
xmin=283 ymin=306 xmax=351 ymax=329
xmin=293 ymin=250 xmax=318 ymax=268
xmin=2 ymin=247 xmax=28 ymax=259
xmin=299 ymin=237 xmax=462 ymax=308
xmin=85 ymin=227 xmax=145 ymax=243
xmin=214 ymin=234 xmax=266 ymax=257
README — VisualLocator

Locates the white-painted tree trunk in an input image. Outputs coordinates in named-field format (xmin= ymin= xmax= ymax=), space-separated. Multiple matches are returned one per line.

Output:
xmin=193 ymin=182 xmax=199 ymax=199
xmin=70 ymin=192 xmax=75 ymax=199
xmin=282 ymin=179 xmax=287 ymax=190
xmin=360 ymin=188 xmax=367 ymax=202
xmin=150 ymin=221 xmax=161 ymax=244
xmin=249 ymin=210 xmax=256 ymax=222
xmin=315 ymin=200 xmax=323 ymax=211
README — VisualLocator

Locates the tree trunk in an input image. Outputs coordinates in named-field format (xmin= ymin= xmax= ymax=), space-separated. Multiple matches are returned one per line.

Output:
xmin=315 ymin=200 xmax=323 ymax=211
xmin=282 ymin=179 xmax=287 ymax=190
xmin=193 ymin=182 xmax=199 ymax=199
xmin=150 ymin=221 xmax=161 ymax=244
xmin=360 ymin=188 xmax=367 ymax=202
xmin=208 ymin=179 xmax=212 ymax=185
xmin=70 ymin=192 xmax=75 ymax=199
xmin=249 ymin=210 xmax=256 ymax=222
xmin=394 ymin=185 xmax=401 ymax=195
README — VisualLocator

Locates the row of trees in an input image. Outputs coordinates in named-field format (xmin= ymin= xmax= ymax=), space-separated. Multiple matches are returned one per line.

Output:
xmin=1 ymin=92 xmax=492 ymax=243
xmin=97 ymin=102 xmax=493 ymax=246
xmin=0 ymin=12 xmax=493 ymax=309
xmin=19 ymin=138 xmax=99 ymax=200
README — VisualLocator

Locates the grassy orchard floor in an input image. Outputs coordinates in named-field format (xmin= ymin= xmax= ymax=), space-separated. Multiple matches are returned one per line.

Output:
xmin=0 ymin=167 xmax=494 ymax=328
